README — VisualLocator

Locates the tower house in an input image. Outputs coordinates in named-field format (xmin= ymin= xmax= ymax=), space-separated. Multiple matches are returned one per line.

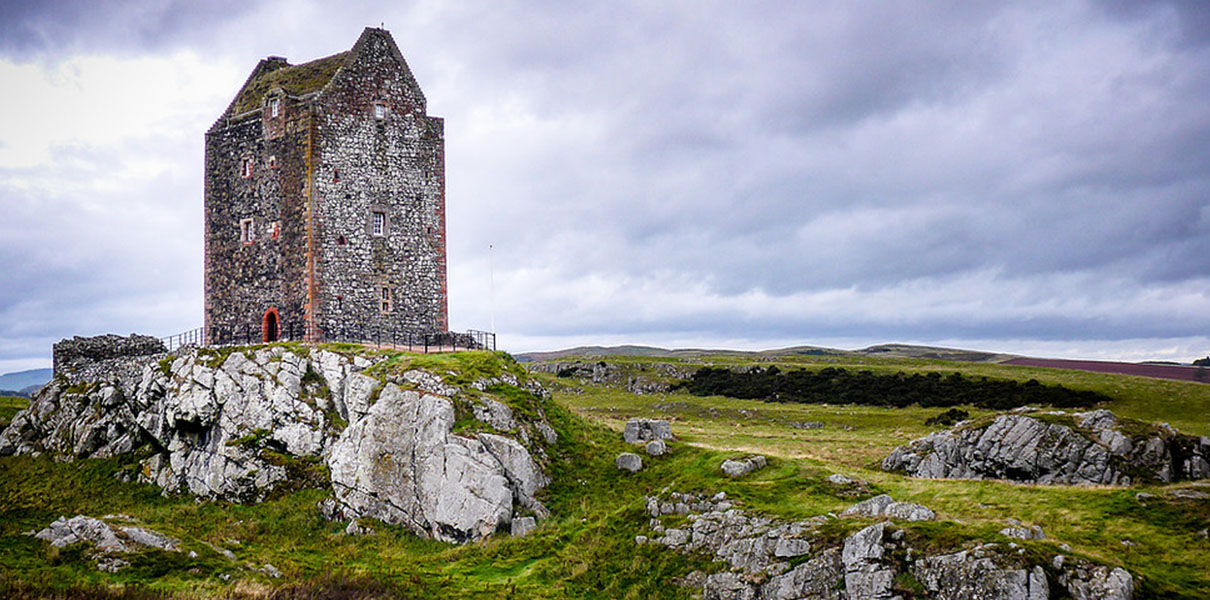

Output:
xmin=204 ymin=28 xmax=447 ymax=344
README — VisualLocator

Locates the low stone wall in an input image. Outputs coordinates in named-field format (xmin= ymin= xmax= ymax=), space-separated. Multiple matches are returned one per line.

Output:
xmin=52 ymin=334 xmax=167 ymax=388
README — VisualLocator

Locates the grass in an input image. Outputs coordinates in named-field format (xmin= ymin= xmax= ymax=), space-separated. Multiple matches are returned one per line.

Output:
xmin=1 ymin=347 xmax=1208 ymax=598
xmin=538 ymin=352 xmax=1210 ymax=598
xmin=0 ymin=395 xmax=29 ymax=429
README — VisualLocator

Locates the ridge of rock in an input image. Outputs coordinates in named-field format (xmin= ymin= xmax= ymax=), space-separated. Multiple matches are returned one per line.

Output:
xmin=882 ymin=410 xmax=1210 ymax=485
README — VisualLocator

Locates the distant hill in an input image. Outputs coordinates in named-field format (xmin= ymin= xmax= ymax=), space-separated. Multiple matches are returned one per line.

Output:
xmin=0 ymin=368 xmax=53 ymax=396
xmin=515 ymin=343 xmax=1012 ymax=363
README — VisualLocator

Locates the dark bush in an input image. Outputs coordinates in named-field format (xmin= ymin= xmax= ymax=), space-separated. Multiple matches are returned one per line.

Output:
xmin=925 ymin=408 xmax=970 ymax=426
xmin=675 ymin=367 xmax=1108 ymax=410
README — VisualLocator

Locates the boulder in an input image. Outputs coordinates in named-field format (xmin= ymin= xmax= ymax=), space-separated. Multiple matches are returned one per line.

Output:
xmin=616 ymin=452 xmax=643 ymax=472
xmin=645 ymin=439 xmax=667 ymax=456
xmin=721 ymin=455 xmax=767 ymax=478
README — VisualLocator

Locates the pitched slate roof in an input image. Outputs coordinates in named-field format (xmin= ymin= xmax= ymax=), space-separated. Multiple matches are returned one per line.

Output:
xmin=227 ymin=51 xmax=352 ymax=116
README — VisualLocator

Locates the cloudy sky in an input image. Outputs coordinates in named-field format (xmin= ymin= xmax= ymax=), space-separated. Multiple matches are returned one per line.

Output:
xmin=1 ymin=0 xmax=1208 ymax=372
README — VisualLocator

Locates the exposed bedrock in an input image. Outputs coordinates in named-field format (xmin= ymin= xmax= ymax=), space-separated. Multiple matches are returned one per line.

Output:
xmin=882 ymin=410 xmax=1210 ymax=485
xmin=0 ymin=341 xmax=554 ymax=543
xmin=646 ymin=490 xmax=1133 ymax=600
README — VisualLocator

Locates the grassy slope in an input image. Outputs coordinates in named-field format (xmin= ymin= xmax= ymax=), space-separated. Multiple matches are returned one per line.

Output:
xmin=1 ymin=350 xmax=1208 ymax=598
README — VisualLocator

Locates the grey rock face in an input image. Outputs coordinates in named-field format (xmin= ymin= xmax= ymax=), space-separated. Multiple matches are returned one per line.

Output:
xmin=721 ymin=455 xmax=768 ymax=478
xmin=616 ymin=452 xmax=644 ymax=472
xmin=883 ymin=411 xmax=1210 ymax=485
xmin=1060 ymin=565 xmax=1134 ymax=600
xmin=842 ymin=522 xmax=896 ymax=600
xmin=913 ymin=546 xmax=1048 ymax=600
xmin=624 ymin=418 xmax=673 ymax=444
xmin=2 ymin=346 xmax=555 ymax=544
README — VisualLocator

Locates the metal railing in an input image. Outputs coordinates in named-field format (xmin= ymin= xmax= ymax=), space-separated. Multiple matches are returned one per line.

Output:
xmin=161 ymin=323 xmax=495 ymax=354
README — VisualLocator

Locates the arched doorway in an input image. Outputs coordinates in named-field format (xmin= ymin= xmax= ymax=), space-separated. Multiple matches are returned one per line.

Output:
xmin=263 ymin=308 xmax=281 ymax=342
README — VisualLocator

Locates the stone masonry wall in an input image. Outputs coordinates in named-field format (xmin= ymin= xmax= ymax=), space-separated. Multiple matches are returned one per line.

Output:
xmin=204 ymin=103 xmax=311 ymax=341
xmin=311 ymin=30 xmax=448 ymax=338
xmin=52 ymin=334 xmax=166 ymax=388
xmin=204 ymin=29 xmax=447 ymax=344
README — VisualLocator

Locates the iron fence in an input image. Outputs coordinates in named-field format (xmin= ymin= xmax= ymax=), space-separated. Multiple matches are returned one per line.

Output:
xmin=161 ymin=323 xmax=495 ymax=354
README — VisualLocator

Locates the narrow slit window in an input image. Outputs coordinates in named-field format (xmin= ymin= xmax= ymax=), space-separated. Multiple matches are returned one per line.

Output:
xmin=268 ymin=155 xmax=277 ymax=169
xmin=380 ymin=287 xmax=392 ymax=313
xmin=242 ymin=158 xmax=254 ymax=178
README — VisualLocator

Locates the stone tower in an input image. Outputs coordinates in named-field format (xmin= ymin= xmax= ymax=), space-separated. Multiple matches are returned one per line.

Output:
xmin=204 ymin=28 xmax=447 ymax=344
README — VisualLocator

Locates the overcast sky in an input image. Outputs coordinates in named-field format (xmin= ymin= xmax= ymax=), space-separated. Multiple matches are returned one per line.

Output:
xmin=1 ymin=0 xmax=1208 ymax=372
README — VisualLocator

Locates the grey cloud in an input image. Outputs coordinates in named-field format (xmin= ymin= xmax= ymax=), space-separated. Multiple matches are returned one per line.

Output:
xmin=0 ymin=0 xmax=255 ymax=57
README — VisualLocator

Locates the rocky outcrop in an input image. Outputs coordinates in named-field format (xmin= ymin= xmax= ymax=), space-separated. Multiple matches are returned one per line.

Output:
xmin=319 ymin=384 xmax=549 ymax=542
xmin=1 ymin=342 xmax=556 ymax=543
xmin=30 ymin=515 xmax=181 ymax=572
xmin=644 ymin=490 xmax=1134 ymax=600
xmin=882 ymin=410 xmax=1210 ymax=485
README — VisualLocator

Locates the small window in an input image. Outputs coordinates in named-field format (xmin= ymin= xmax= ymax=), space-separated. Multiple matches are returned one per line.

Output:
xmin=268 ymin=155 xmax=277 ymax=169
xmin=372 ymin=211 xmax=386 ymax=236
xmin=337 ymin=235 xmax=347 ymax=246
xmin=333 ymin=168 xmax=340 ymax=182
xmin=270 ymin=221 xmax=280 ymax=240
xmin=240 ymin=218 xmax=255 ymax=244
xmin=380 ymin=287 xmax=392 ymax=313
xmin=242 ymin=158 xmax=254 ymax=178
xmin=374 ymin=102 xmax=388 ymax=120
xmin=269 ymin=97 xmax=280 ymax=118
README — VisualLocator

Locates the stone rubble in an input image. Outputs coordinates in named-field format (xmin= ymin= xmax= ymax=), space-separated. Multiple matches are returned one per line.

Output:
xmin=882 ymin=410 xmax=1210 ymax=485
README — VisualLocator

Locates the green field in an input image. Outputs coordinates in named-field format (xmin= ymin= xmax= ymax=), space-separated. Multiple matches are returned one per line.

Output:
xmin=1 ymin=350 xmax=1207 ymax=598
